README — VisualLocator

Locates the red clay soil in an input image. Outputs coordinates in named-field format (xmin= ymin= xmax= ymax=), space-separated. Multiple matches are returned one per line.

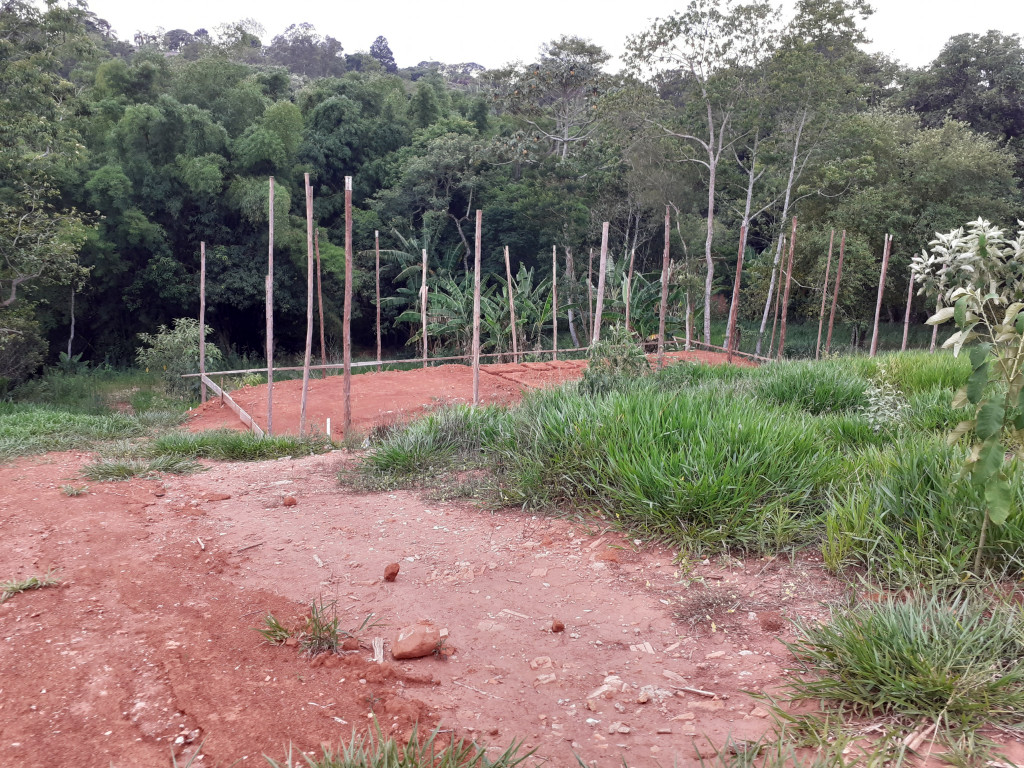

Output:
xmin=187 ymin=351 xmax=754 ymax=437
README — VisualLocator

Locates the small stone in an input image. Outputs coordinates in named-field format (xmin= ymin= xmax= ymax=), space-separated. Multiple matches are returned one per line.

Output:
xmin=750 ymin=706 xmax=771 ymax=719
xmin=598 ymin=549 xmax=620 ymax=563
xmin=586 ymin=718 xmax=600 ymax=727
xmin=657 ymin=727 xmax=672 ymax=735
xmin=705 ymin=651 xmax=727 ymax=659
xmin=207 ymin=492 xmax=232 ymax=501
xmin=282 ymin=496 xmax=298 ymax=507
xmin=688 ymin=700 xmax=726 ymax=712
xmin=341 ymin=637 xmax=360 ymax=651
xmin=530 ymin=568 xmax=548 ymax=578
xmin=607 ymin=722 xmax=630 ymax=735
xmin=535 ymin=673 xmax=556 ymax=685
xmin=391 ymin=622 xmax=441 ymax=660
xmin=384 ymin=563 xmax=400 ymax=582
xmin=636 ymin=691 xmax=650 ymax=704
xmin=662 ymin=670 xmax=686 ymax=684
xmin=671 ymin=713 xmax=696 ymax=722
xmin=284 ymin=637 xmax=298 ymax=648
xmin=586 ymin=700 xmax=597 ymax=712
xmin=529 ymin=656 xmax=553 ymax=670
xmin=551 ymin=619 xmax=565 ymax=633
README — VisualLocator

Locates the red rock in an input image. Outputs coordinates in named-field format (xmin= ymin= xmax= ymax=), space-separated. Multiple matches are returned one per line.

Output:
xmin=341 ymin=637 xmax=360 ymax=651
xmin=284 ymin=637 xmax=298 ymax=648
xmin=207 ymin=492 xmax=232 ymax=501
xmin=384 ymin=563 xmax=400 ymax=582
xmin=282 ymin=496 xmax=297 ymax=507
xmin=391 ymin=622 xmax=441 ymax=660
xmin=551 ymin=619 xmax=565 ymax=633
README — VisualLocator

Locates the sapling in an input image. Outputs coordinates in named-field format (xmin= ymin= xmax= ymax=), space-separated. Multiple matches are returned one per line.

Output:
xmin=911 ymin=218 xmax=1024 ymax=572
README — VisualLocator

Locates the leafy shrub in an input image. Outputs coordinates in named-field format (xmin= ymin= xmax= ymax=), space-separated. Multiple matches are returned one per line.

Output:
xmin=579 ymin=324 xmax=650 ymax=397
xmin=135 ymin=318 xmax=223 ymax=399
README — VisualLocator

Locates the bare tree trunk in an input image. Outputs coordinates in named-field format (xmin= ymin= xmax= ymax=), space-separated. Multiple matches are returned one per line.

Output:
xmin=67 ymin=287 xmax=75 ymax=358
xmin=870 ymin=234 xmax=892 ymax=358
xmin=658 ymin=206 xmax=670 ymax=368
xmin=777 ymin=218 xmax=798 ymax=360
xmin=421 ymin=249 xmax=428 ymax=369
xmin=472 ymin=210 xmax=482 ymax=405
xmin=375 ymin=230 xmax=382 ymax=372
xmin=551 ymin=245 xmax=558 ymax=361
xmin=504 ymin=246 xmax=519 ymax=362
xmin=825 ymin=231 xmax=846 ymax=356
xmin=726 ymin=226 xmax=745 ymax=363
xmin=815 ymin=230 xmax=835 ymax=360
xmin=902 ymin=275 xmax=914 ymax=352
xmin=593 ymin=223 xmax=610 ymax=346
xmin=756 ymin=233 xmax=785 ymax=356
xmin=199 ymin=241 xmax=206 ymax=403
xmin=342 ymin=176 xmax=353 ymax=434
xmin=587 ymin=248 xmax=594 ymax=342
xmin=300 ymin=173 xmax=314 ymax=436
xmin=930 ymin=299 xmax=940 ymax=353
xmin=565 ymin=247 xmax=580 ymax=348
xmin=702 ymin=159 xmax=716 ymax=346
xmin=315 ymin=228 xmax=326 ymax=379
xmin=266 ymin=177 xmax=274 ymax=437
xmin=625 ymin=248 xmax=636 ymax=333
xmin=755 ymin=109 xmax=809 ymax=355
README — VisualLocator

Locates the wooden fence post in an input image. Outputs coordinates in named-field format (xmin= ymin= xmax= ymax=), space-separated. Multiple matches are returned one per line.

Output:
xmin=343 ymin=176 xmax=353 ymax=435
xmin=315 ymin=228 xmax=326 ymax=378
xmin=825 ymin=230 xmax=846 ymax=355
xmin=592 ymin=222 xmax=610 ymax=346
xmin=421 ymin=249 xmax=428 ymax=368
xmin=375 ymin=230 xmax=382 ymax=372
xmin=299 ymin=173 xmax=314 ymax=436
xmin=657 ymin=206 xmax=670 ymax=368
xmin=199 ymin=241 xmax=206 ymax=403
xmin=551 ymin=244 xmax=558 ymax=361
xmin=504 ymin=246 xmax=519 ymax=362
xmin=587 ymin=248 xmax=594 ymax=340
xmin=726 ymin=226 xmax=745 ymax=363
xmin=472 ymin=210 xmax=482 ymax=405
xmin=625 ymin=248 xmax=636 ymax=333
xmin=815 ymin=230 xmax=835 ymax=360
xmin=777 ymin=218 xmax=798 ymax=360
xmin=870 ymin=233 xmax=892 ymax=357
xmin=266 ymin=176 xmax=274 ymax=437
xmin=901 ymin=274 xmax=915 ymax=352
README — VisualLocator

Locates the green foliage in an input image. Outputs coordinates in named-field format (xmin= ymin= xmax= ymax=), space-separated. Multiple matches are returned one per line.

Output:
xmin=147 ymin=429 xmax=333 ymax=461
xmin=579 ymin=324 xmax=650 ymax=397
xmin=754 ymin=360 xmax=868 ymax=414
xmin=265 ymin=725 xmax=531 ymax=768
xmin=82 ymin=454 xmax=202 ymax=481
xmin=135 ymin=318 xmax=223 ymax=398
xmin=785 ymin=590 xmax=1024 ymax=752
xmin=0 ymin=402 xmax=147 ymax=460
xmin=1 ymin=570 xmax=60 ymax=604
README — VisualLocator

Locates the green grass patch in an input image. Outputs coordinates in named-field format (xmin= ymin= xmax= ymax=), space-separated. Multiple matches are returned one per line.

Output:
xmin=0 ymin=403 xmax=149 ymax=459
xmin=265 ymin=726 xmax=531 ymax=768
xmin=785 ymin=589 xmax=1024 ymax=756
xmin=823 ymin=441 xmax=1024 ymax=585
xmin=82 ymin=454 xmax=203 ymax=481
xmin=147 ymin=429 xmax=334 ymax=461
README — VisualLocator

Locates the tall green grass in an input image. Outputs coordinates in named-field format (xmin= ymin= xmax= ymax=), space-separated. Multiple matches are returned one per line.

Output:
xmin=148 ymin=429 xmax=333 ymax=461
xmin=0 ymin=403 xmax=148 ymax=459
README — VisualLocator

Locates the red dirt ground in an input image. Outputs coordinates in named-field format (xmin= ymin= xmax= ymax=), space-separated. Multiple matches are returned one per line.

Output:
xmin=186 ymin=351 xmax=754 ymax=437
xmin=4 ymin=354 xmax=1022 ymax=767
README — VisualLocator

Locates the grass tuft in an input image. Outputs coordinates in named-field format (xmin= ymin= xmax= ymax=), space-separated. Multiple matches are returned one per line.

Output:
xmin=1 ymin=570 xmax=60 ymax=604
xmin=148 ymin=429 xmax=333 ymax=461
xmin=82 ymin=455 xmax=202 ymax=481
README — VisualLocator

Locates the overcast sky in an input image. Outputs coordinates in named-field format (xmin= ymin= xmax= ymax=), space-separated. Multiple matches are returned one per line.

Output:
xmin=84 ymin=0 xmax=1024 ymax=71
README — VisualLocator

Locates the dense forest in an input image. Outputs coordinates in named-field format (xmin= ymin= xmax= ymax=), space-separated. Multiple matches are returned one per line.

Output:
xmin=2 ymin=0 xmax=1023 ymax=385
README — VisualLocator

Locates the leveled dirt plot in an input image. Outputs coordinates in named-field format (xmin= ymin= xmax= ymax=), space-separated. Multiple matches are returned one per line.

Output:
xmin=1 ymin=449 xmax=854 ymax=768
xmin=187 ymin=351 xmax=754 ymax=437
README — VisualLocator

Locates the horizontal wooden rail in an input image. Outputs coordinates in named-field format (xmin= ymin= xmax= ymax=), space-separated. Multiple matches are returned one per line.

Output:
xmin=201 ymin=374 xmax=265 ymax=438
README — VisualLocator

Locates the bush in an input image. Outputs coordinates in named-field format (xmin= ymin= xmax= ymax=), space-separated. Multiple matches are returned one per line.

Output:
xmin=135 ymin=318 xmax=223 ymax=399
xmin=579 ymin=324 xmax=650 ymax=397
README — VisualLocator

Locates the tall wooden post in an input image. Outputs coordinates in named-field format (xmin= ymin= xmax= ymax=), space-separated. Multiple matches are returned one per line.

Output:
xmin=726 ymin=226 xmax=746 ymax=363
xmin=266 ymin=177 xmax=274 ymax=437
xmin=777 ymin=218 xmax=798 ymax=360
xmin=930 ymin=299 xmax=940 ymax=353
xmin=768 ymin=257 xmax=782 ymax=358
xmin=199 ymin=241 xmax=207 ymax=403
xmin=421 ymin=249 xmax=428 ymax=368
xmin=815 ymin=230 xmax=835 ymax=360
xmin=587 ymin=248 xmax=594 ymax=340
xmin=375 ymin=230 xmax=382 ymax=373
xmin=657 ymin=206 xmax=670 ymax=368
xmin=592 ymin=222 xmax=610 ymax=346
xmin=299 ymin=173 xmax=314 ymax=436
xmin=315 ymin=229 xmax=326 ymax=378
xmin=504 ymin=246 xmax=519 ymax=362
xmin=825 ymin=230 xmax=846 ymax=356
xmin=551 ymin=244 xmax=558 ymax=361
xmin=625 ymin=248 xmax=636 ymax=333
xmin=472 ymin=210 xmax=482 ymax=405
xmin=342 ymin=176 xmax=353 ymax=435
xmin=901 ymin=274 xmax=915 ymax=352
xmin=870 ymin=233 xmax=892 ymax=358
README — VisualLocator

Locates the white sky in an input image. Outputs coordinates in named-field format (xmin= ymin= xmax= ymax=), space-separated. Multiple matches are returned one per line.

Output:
xmin=83 ymin=0 xmax=1024 ymax=70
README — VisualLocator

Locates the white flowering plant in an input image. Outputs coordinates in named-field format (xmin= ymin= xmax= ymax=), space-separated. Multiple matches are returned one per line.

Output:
xmin=910 ymin=218 xmax=1024 ymax=572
